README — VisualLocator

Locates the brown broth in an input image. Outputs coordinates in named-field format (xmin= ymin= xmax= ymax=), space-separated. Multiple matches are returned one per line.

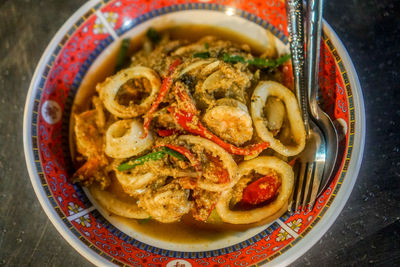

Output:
xmin=71 ymin=24 xmax=283 ymax=244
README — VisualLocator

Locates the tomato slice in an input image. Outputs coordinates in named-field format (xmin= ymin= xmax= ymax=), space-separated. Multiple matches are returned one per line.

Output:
xmin=242 ymin=175 xmax=281 ymax=205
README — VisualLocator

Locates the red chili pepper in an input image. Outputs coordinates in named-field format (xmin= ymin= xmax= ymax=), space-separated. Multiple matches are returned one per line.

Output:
xmin=142 ymin=59 xmax=181 ymax=138
xmin=288 ymin=157 xmax=297 ymax=167
xmin=168 ymin=106 xmax=269 ymax=156
xmin=156 ymin=144 xmax=202 ymax=172
xmin=280 ymin=60 xmax=294 ymax=91
xmin=242 ymin=175 xmax=281 ymax=205
xmin=157 ymin=129 xmax=177 ymax=137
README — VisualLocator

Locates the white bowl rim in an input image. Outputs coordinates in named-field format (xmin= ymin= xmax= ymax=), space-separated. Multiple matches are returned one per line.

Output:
xmin=23 ymin=1 xmax=366 ymax=266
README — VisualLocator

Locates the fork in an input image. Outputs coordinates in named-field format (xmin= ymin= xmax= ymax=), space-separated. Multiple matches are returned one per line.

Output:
xmin=285 ymin=0 xmax=327 ymax=211
xmin=305 ymin=0 xmax=339 ymax=199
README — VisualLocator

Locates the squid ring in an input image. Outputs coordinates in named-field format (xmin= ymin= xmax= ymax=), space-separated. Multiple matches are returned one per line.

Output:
xmin=115 ymin=171 xmax=158 ymax=196
xmin=90 ymin=185 xmax=149 ymax=219
xmin=98 ymin=66 xmax=161 ymax=118
xmin=105 ymin=119 xmax=153 ymax=159
xmin=216 ymin=156 xmax=294 ymax=224
xmin=251 ymin=81 xmax=306 ymax=156
xmin=178 ymin=135 xmax=238 ymax=192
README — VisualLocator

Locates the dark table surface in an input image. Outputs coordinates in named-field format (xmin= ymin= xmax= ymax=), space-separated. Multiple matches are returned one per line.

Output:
xmin=1 ymin=0 xmax=399 ymax=266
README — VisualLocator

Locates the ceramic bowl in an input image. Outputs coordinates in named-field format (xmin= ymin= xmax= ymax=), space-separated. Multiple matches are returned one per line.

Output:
xmin=23 ymin=0 xmax=365 ymax=266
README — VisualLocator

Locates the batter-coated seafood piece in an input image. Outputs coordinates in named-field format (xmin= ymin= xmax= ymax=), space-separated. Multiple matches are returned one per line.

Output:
xmin=203 ymin=98 xmax=253 ymax=146
xmin=177 ymin=135 xmax=238 ymax=192
xmin=137 ymin=181 xmax=191 ymax=223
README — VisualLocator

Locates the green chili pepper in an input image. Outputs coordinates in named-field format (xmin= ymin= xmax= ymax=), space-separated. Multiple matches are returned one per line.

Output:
xmin=163 ymin=147 xmax=187 ymax=161
xmin=117 ymin=150 xmax=166 ymax=171
xmin=114 ymin=38 xmax=131 ymax=73
xmin=117 ymin=147 xmax=186 ymax=171
xmin=193 ymin=51 xmax=210 ymax=59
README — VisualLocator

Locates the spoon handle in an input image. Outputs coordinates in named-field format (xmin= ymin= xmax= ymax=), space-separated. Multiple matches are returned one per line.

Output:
xmin=285 ymin=0 xmax=309 ymax=134
xmin=306 ymin=0 xmax=324 ymax=119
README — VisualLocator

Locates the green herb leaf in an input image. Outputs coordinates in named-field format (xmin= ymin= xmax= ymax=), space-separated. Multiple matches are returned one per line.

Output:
xmin=138 ymin=216 xmax=152 ymax=224
xmin=222 ymin=53 xmax=246 ymax=63
xmin=146 ymin=27 xmax=161 ymax=44
xmin=114 ymin=38 xmax=130 ymax=73
xmin=193 ymin=51 xmax=210 ymax=59
xmin=223 ymin=53 xmax=291 ymax=68
xmin=164 ymin=147 xmax=187 ymax=161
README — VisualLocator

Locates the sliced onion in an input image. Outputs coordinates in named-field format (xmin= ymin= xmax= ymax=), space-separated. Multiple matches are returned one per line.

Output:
xmin=178 ymin=60 xmax=213 ymax=78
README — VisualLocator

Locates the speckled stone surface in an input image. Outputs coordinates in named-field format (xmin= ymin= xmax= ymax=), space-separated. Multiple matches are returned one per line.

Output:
xmin=0 ymin=0 xmax=399 ymax=266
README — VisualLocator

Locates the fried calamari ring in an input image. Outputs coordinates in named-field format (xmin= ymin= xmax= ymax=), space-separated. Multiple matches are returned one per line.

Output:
xmin=90 ymin=185 xmax=149 ymax=219
xmin=97 ymin=66 xmax=161 ymax=118
xmin=115 ymin=171 xmax=158 ymax=197
xmin=178 ymin=135 xmax=238 ymax=192
xmin=251 ymin=81 xmax=306 ymax=157
xmin=216 ymin=156 xmax=293 ymax=224
xmin=105 ymin=120 xmax=153 ymax=159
